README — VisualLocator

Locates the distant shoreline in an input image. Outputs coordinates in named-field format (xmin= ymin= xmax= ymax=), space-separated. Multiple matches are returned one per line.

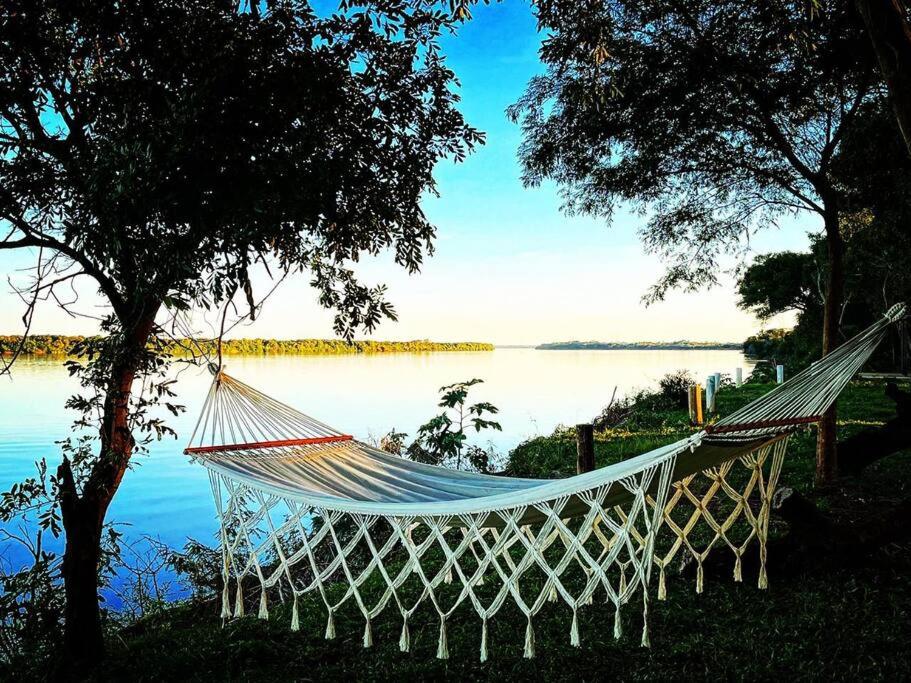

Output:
xmin=536 ymin=341 xmax=742 ymax=351
xmin=0 ymin=335 xmax=494 ymax=357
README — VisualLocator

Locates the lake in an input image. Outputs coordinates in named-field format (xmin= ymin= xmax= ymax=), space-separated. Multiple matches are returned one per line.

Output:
xmin=0 ymin=348 xmax=753 ymax=563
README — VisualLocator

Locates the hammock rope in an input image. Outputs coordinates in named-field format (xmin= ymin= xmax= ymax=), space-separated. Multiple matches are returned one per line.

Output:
xmin=187 ymin=303 xmax=905 ymax=659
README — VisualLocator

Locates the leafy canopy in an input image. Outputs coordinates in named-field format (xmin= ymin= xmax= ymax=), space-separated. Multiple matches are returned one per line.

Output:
xmin=0 ymin=0 xmax=483 ymax=336
xmin=508 ymin=0 xmax=878 ymax=301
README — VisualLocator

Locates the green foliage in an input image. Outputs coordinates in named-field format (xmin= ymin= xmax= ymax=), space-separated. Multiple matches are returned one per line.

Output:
xmin=657 ymin=370 xmax=693 ymax=410
xmin=737 ymin=252 xmax=819 ymax=320
xmin=384 ymin=379 xmax=502 ymax=472
xmin=743 ymin=329 xmax=792 ymax=359
xmin=508 ymin=0 xmax=878 ymax=302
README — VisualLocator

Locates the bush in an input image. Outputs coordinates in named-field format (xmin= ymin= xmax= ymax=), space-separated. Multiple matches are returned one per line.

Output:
xmin=657 ymin=370 xmax=693 ymax=409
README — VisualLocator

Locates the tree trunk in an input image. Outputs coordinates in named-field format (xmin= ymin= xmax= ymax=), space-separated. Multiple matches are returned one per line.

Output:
xmin=56 ymin=309 xmax=159 ymax=677
xmin=57 ymin=482 xmax=106 ymax=679
xmin=855 ymin=0 xmax=911 ymax=156
xmin=816 ymin=204 xmax=845 ymax=485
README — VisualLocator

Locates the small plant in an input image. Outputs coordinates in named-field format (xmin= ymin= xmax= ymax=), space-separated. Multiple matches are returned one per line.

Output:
xmin=380 ymin=380 xmax=502 ymax=472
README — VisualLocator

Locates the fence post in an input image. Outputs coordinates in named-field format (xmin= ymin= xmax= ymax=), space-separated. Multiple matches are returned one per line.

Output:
xmin=688 ymin=385 xmax=697 ymax=423
xmin=576 ymin=424 xmax=595 ymax=474
xmin=706 ymin=376 xmax=717 ymax=414
xmin=735 ymin=367 xmax=743 ymax=387
xmin=776 ymin=364 xmax=785 ymax=384
xmin=695 ymin=384 xmax=704 ymax=425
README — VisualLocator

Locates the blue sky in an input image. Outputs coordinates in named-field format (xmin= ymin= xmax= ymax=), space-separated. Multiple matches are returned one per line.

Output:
xmin=0 ymin=0 xmax=814 ymax=344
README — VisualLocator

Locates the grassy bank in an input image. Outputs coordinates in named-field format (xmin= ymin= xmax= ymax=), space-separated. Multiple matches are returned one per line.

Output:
xmin=0 ymin=335 xmax=494 ymax=357
xmin=12 ymin=380 xmax=911 ymax=681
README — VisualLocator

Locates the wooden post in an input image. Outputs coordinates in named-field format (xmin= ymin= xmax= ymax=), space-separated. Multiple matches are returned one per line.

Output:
xmin=695 ymin=384 xmax=704 ymax=425
xmin=576 ymin=424 xmax=595 ymax=474
xmin=735 ymin=367 xmax=743 ymax=387
xmin=687 ymin=385 xmax=697 ymax=423
xmin=900 ymin=319 xmax=908 ymax=376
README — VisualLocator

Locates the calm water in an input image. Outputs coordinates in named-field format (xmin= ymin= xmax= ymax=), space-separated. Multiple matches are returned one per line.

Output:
xmin=0 ymin=349 xmax=753 ymax=559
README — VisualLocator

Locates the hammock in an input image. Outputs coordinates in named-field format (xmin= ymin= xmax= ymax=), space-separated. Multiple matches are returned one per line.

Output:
xmin=187 ymin=303 xmax=905 ymax=660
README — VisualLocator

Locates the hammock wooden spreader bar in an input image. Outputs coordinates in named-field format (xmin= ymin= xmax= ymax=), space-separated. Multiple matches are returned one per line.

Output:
xmin=188 ymin=303 xmax=906 ymax=661
xmin=704 ymin=415 xmax=821 ymax=435
xmin=185 ymin=434 xmax=353 ymax=455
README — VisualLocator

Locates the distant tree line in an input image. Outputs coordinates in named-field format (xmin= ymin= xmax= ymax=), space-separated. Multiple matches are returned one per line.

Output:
xmin=0 ymin=336 xmax=494 ymax=357
xmin=537 ymin=341 xmax=741 ymax=351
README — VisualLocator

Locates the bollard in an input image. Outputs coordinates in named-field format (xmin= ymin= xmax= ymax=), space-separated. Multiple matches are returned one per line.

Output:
xmin=706 ymin=376 xmax=716 ymax=414
xmin=776 ymin=364 xmax=785 ymax=384
xmin=735 ymin=367 xmax=743 ymax=387
xmin=576 ymin=424 xmax=595 ymax=474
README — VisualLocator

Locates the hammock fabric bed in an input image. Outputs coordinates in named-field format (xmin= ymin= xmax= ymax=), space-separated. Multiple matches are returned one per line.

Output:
xmin=186 ymin=304 xmax=906 ymax=660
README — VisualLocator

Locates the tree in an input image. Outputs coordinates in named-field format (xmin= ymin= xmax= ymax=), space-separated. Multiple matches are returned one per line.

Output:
xmin=0 ymin=0 xmax=481 ymax=672
xmin=739 ymin=101 xmax=911 ymax=371
xmin=508 ymin=0 xmax=882 ymax=485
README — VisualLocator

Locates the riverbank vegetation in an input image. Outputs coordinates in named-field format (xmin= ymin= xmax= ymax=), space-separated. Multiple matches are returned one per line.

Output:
xmin=0 ymin=336 xmax=494 ymax=358
xmin=4 ymin=374 xmax=910 ymax=680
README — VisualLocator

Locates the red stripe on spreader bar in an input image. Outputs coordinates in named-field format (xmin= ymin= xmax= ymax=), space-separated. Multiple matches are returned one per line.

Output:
xmin=185 ymin=434 xmax=353 ymax=455
xmin=704 ymin=415 xmax=821 ymax=435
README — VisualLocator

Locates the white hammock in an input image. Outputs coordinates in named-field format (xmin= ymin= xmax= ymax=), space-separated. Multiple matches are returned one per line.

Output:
xmin=187 ymin=303 xmax=905 ymax=660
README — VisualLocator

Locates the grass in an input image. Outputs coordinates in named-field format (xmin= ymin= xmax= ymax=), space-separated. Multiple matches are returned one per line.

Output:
xmin=32 ymin=381 xmax=911 ymax=681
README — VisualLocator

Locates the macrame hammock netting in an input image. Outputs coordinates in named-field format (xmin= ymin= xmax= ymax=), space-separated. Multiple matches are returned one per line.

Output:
xmin=186 ymin=304 xmax=906 ymax=660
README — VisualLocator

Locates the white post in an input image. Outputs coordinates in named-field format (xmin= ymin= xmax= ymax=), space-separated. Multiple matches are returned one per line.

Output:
xmin=735 ymin=367 xmax=743 ymax=387
xmin=713 ymin=372 xmax=721 ymax=391
xmin=776 ymin=364 xmax=785 ymax=384
xmin=706 ymin=375 xmax=716 ymax=413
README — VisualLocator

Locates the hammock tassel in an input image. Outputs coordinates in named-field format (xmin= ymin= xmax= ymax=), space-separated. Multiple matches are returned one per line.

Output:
xmin=290 ymin=595 xmax=300 ymax=632
xmin=570 ymin=607 xmax=580 ymax=647
xmin=437 ymin=617 xmax=449 ymax=660
xmin=641 ymin=592 xmax=651 ymax=648
xmin=234 ymin=581 xmax=244 ymax=618
xmin=657 ymin=566 xmax=667 ymax=601
xmin=399 ymin=616 xmax=410 ymax=653
xmin=325 ymin=610 xmax=336 ymax=640
xmin=548 ymin=582 xmax=558 ymax=603
xmin=759 ymin=563 xmax=768 ymax=590
xmin=734 ymin=553 xmax=743 ymax=583
xmin=363 ymin=619 xmax=373 ymax=648
xmin=445 ymin=568 xmax=453 ymax=584
xmin=696 ymin=561 xmax=704 ymax=594
xmin=523 ymin=617 xmax=535 ymax=659
xmin=480 ymin=617 xmax=489 ymax=663
xmin=258 ymin=589 xmax=269 ymax=620
xmin=613 ymin=605 xmax=622 ymax=640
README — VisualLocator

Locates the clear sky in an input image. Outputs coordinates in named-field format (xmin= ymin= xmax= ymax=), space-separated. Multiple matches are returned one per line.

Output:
xmin=0 ymin=0 xmax=814 ymax=345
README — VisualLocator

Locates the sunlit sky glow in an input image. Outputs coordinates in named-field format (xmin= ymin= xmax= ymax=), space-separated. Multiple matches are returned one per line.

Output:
xmin=0 ymin=0 xmax=813 ymax=345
